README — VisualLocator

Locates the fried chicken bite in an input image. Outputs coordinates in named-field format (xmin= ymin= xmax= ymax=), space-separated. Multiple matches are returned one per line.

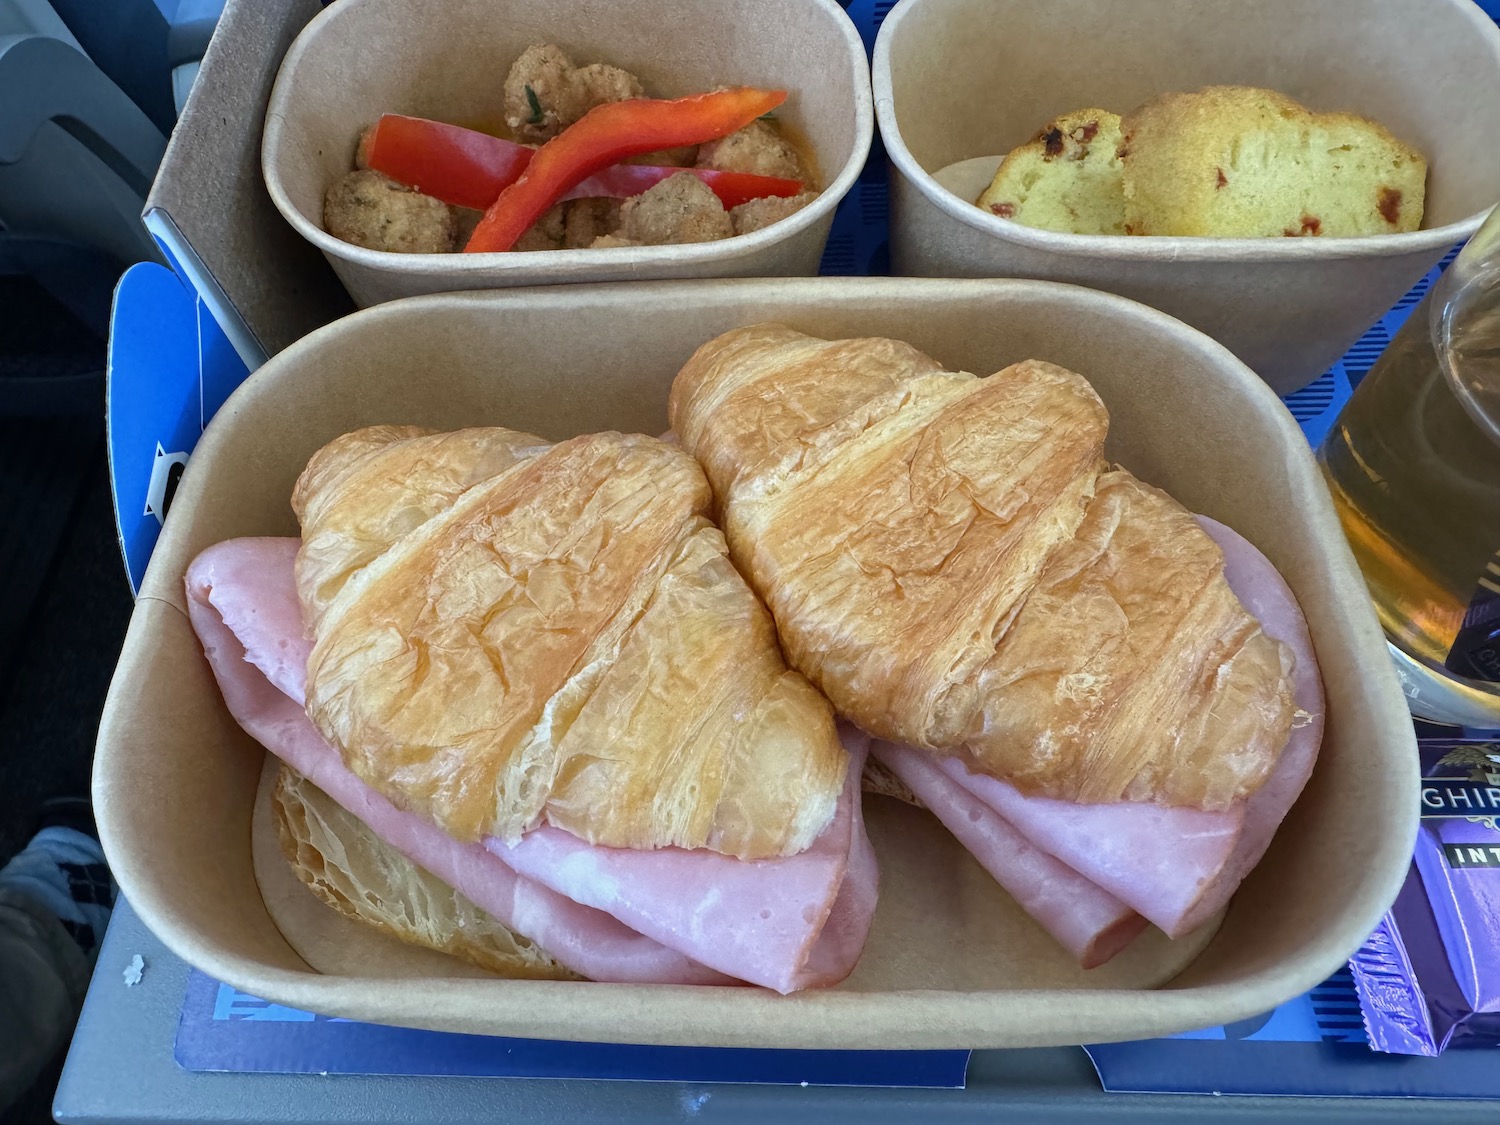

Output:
xmin=618 ymin=173 xmax=733 ymax=245
xmin=563 ymin=198 xmax=624 ymax=248
xmin=503 ymin=44 xmax=645 ymax=142
xmin=323 ymin=170 xmax=457 ymax=253
xmin=729 ymin=191 xmax=819 ymax=235
xmin=696 ymin=120 xmax=807 ymax=182
xmin=511 ymin=202 xmax=569 ymax=252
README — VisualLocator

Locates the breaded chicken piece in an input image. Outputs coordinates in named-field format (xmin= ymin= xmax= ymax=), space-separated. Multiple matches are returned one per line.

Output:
xmin=696 ymin=120 xmax=807 ymax=182
xmin=512 ymin=202 xmax=568 ymax=252
xmin=618 ymin=173 xmax=733 ymax=245
xmin=323 ymin=170 xmax=456 ymax=254
xmin=452 ymin=207 xmax=484 ymax=246
xmin=503 ymin=45 xmax=644 ymax=142
xmin=563 ymin=199 xmax=624 ymax=248
xmin=730 ymin=191 xmax=819 ymax=235
xmin=354 ymin=125 xmax=375 ymax=170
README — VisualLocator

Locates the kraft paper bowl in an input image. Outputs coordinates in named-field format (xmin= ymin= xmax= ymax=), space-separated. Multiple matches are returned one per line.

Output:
xmin=262 ymin=0 xmax=872 ymax=307
xmin=873 ymin=0 xmax=1500 ymax=395
xmin=94 ymin=277 xmax=1418 ymax=1049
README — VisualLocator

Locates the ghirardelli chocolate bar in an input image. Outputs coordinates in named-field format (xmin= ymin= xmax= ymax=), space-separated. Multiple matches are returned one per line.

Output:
xmin=1350 ymin=740 xmax=1500 ymax=1055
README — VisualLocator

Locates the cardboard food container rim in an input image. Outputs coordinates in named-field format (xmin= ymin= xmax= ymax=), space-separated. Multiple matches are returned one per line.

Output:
xmin=98 ymin=276 xmax=1418 ymax=1049
xmin=261 ymin=0 xmax=875 ymax=275
xmin=871 ymin=0 xmax=1500 ymax=264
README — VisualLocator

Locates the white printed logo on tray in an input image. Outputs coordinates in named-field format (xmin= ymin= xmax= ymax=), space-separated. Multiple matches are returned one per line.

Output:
xmin=145 ymin=443 xmax=191 ymax=525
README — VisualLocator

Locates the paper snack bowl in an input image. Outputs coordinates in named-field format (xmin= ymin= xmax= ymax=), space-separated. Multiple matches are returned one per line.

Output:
xmin=95 ymin=278 xmax=1417 ymax=1049
xmin=873 ymin=0 xmax=1500 ymax=396
xmin=261 ymin=0 xmax=871 ymax=308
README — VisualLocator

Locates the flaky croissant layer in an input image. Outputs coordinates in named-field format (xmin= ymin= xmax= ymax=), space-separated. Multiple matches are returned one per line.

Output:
xmin=670 ymin=324 xmax=1296 ymax=811
xmin=294 ymin=425 xmax=848 ymax=859
xmin=273 ymin=764 xmax=580 ymax=980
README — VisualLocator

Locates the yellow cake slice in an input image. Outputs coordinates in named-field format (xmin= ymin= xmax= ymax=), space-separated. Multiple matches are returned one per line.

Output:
xmin=975 ymin=109 xmax=1125 ymax=235
xmin=1120 ymin=86 xmax=1427 ymax=237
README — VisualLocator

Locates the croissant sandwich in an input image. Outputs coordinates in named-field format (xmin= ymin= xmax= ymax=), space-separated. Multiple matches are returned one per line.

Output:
xmin=186 ymin=425 xmax=878 ymax=992
xmin=669 ymin=325 xmax=1325 ymax=968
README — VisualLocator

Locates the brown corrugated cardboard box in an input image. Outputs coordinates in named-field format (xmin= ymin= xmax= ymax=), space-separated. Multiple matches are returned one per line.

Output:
xmin=94 ymin=277 xmax=1419 ymax=1048
xmin=144 ymin=0 xmax=352 ymax=369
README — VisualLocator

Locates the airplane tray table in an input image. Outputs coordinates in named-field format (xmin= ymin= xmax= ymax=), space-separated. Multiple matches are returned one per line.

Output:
xmin=51 ymin=898 xmax=1500 ymax=1125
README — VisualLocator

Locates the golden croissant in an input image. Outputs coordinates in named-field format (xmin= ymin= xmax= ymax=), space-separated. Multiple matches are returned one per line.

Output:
xmin=293 ymin=425 xmax=848 ymax=858
xmin=669 ymin=324 xmax=1296 ymax=810
xmin=272 ymin=764 xmax=580 ymax=979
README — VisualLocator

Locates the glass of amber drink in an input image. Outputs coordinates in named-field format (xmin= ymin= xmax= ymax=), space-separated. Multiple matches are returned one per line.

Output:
xmin=1318 ymin=205 xmax=1500 ymax=726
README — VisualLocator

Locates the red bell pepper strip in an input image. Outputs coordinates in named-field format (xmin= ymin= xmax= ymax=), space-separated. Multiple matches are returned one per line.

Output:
xmin=365 ymin=114 xmax=805 ymax=212
xmin=464 ymin=87 xmax=788 ymax=253
xmin=364 ymin=114 xmax=531 ymax=211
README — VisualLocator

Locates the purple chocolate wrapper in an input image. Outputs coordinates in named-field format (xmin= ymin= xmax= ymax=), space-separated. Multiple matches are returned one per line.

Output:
xmin=1349 ymin=881 xmax=1443 ymax=1055
xmin=1414 ymin=819 xmax=1500 ymax=1014
xmin=1349 ymin=740 xmax=1500 ymax=1056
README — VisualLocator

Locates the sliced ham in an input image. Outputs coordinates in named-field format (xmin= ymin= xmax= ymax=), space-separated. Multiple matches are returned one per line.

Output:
xmin=872 ymin=741 xmax=1146 ymax=968
xmin=491 ymin=728 xmax=876 ymax=994
xmin=185 ymin=536 xmax=876 ymax=991
xmin=872 ymin=516 xmax=1323 ymax=953
xmin=187 ymin=539 xmax=728 ymax=985
xmin=927 ymin=758 xmax=1243 ymax=939
xmin=1181 ymin=516 xmax=1325 ymax=935
xmin=195 ymin=537 xmax=311 ymax=704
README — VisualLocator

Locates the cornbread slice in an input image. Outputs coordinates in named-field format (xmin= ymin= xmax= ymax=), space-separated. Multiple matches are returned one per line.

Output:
xmin=1120 ymin=86 xmax=1427 ymax=237
xmin=976 ymin=109 xmax=1125 ymax=235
